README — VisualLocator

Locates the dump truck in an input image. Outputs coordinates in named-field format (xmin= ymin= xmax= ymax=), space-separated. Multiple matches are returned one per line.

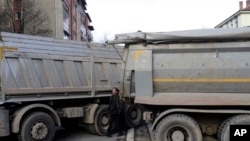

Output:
xmin=108 ymin=28 xmax=250 ymax=141
xmin=0 ymin=32 xmax=124 ymax=141
xmin=2 ymin=28 xmax=250 ymax=141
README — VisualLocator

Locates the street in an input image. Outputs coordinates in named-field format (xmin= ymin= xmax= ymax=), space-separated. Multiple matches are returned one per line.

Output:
xmin=53 ymin=123 xmax=151 ymax=141
xmin=0 ymin=123 xmax=152 ymax=141
xmin=0 ymin=127 xmax=125 ymax=141
xmin=54 ymin=128 xmax=125 ymax=141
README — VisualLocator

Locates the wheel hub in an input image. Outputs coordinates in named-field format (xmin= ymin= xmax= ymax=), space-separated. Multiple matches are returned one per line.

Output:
xmin=131 ymin=110 xmax=137 ymax=119
xmin=101 ymin=115 xmax=109 ymax=125
xmin=171 ymin=130 xmax=185 ymax=141
xmin=31 ymin=122 xmax=48 ymax=140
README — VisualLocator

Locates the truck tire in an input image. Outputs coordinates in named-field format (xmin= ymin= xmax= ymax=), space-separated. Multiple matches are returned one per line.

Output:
xmin=124 ymin=104 xmax=144 ymax=128
xmin=155 ymin=114 xmax=202 ymax=141
xmin=218 ymin=114 xmax=250 ymax=141
xmin=93 ymin=104 xmax=110 ymax=135
xmin=84 ymin=124 xmax=98 ymax=134
xmin=18 ymin=112 xmax=55 ymax=141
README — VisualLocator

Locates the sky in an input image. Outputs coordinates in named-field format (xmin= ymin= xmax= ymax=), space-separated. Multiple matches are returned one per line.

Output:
xmin=87 ymin=0 xmax=242 ymax=42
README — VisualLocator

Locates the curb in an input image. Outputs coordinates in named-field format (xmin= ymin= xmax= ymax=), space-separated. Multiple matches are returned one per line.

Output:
xmin=126 ymin=128 xmax=134 ymax=141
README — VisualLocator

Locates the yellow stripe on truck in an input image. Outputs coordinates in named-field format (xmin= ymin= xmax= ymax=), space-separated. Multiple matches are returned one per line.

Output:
xmin=0 ymin=46 xmax=18 ymax=59
xmin=134 ymin=50 xmax=145 ymax=60
xmin=153 ymin=78 xmax=250 ymax=83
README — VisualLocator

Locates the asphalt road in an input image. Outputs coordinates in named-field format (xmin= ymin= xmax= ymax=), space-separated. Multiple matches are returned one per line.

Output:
xmin=0 ymin=127 xmax=126 ymax=141
xmin=0 ymin=123 xmax=152 ymax=141
xmin=54 ymin=128 xmax=125 ymax=141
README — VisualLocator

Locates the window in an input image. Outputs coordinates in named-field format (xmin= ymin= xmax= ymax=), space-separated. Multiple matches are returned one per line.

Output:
xmin=15 ymin=12 xmax=21 ymax=20
xmin=63 ymin=2 xmax=70 ymax=33
xmin=64 ymin=30 xmax=70 ymax=40
xmin=235 ymin=18 xmax=238 ymax=28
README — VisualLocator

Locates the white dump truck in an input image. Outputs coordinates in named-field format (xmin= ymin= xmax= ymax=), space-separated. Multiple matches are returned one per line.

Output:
xmin=108 ymin=28 xmax=250 ymax=141
xmin=0 ymin=32 xmax=124 ymax=141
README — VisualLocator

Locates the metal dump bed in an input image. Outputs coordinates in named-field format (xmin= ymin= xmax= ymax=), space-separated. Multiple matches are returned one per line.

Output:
xmin=109 ymin=28 xmax=250 ymax=106
xmin=109 ymin=28 xmax=250 ymax=44
xmin=0 ymin=32 xmax=123 ymax=103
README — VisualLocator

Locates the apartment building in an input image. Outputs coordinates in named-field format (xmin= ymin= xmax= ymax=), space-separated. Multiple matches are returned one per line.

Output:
xmin=0 ymin=0 xmax=94 ymax=42
xmin=215 ymin=0 xmax=250 ymax=28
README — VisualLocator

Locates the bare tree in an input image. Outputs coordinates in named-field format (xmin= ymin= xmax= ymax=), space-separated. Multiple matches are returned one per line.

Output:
xmin=99 ymin=32 xmax=112 ymax=43
xmin=0 ymin=0 xmax=52 ymax=36
xmin=0 ymin=0 xmax=14 ymax=32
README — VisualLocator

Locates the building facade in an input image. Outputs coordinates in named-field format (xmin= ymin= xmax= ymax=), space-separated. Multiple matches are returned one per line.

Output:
xmin=35 ymin=0 xmax=94 ymax=41
xmin=13 ymin=0 xmax=22 ymax=33
xmin=0 ymin=0 xmax=94 ymax=42
xmin=215 ymin=0 xmax=250 ymax=28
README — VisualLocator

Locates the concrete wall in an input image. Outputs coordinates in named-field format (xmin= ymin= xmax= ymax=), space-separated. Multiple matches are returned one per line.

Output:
xmin=238 ymin=13 xmax=250 ymax=27
xmin=34 ymin=0 xmax=64 ymax=39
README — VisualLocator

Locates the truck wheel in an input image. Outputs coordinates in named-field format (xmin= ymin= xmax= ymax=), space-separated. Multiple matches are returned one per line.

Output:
xmin=155 ymin=114 xmax=202 ymax=141
xmin=218 ymin=114 xmax=250 ymax=141
xmin=18 ymin=112 xmax=55 ymax=141
xmin=125 ymin=104 xmax=144 ymax=128
xmin=93 ymin=104 xmax=110 ymax=135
